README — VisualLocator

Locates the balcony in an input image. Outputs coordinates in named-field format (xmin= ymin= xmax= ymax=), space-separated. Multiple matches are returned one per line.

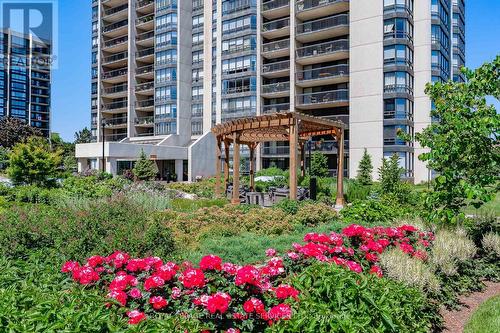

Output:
xmin=383 ymin=84 xmax=413 ymax=95
xmin=296 ymin=0 xmax=349 ymax=21
xmin=135 ymin=116 xmax=154 ymax=127
xmin=262 ymin=102 xmax=290 ymax=114
xmin=136 ymin=13 xmax=154 ymax=30
xmin=135 ymin=99 xmax=154 ymax=110
xmin=262 ymin=60 xmax=290 ymax=78
xmin=102 ymin=67 xmax=128 ymax=83
xmin=102 ymin=51 xmax=128 ymax=67
xmin=223 ymin=0 xmax=254 ymax=15
xmin=383 ymin=4 xmax=413 ymax=18
xmin=296 ymin=64 xmax=349 ymax=87
xmin=102 ymin=100 xmax=128 ymax=113
xmin=135 ymin=81 xmax=154 ymax=94
xmin=261 ymin=0 xmax=290 ymax=20
xmin=261 ymin=81 xmax=290 ymax=98
xmin=136 ymin=64 xmax=154 ymax=79
xmin=102 ymin=3 xmax=128 ymax=22
xmin=295 ymin=39 xmax=349 ymax=65
xmin=102 ymin=19 xmax=128 ymax=38
xmin=261 ymin=39 xmax=290 ymax=59
xmin=262 ymin=17 xmax=290 ymax=39
xmin=104 ymin=116 xmax=128 ymax=129
xmin=102 ymin=83 xmax=128 ymax=98
xmin=222 ymin=86 xmax=254 ymax=95
xmin=296 ymin=89 xmax=349 ymax=109
xmin=103 ymin=35 xmax=128 ymax=52
xmin=104 ymin=133 xmax=127 ymax=142
xmin=296 ymin=14 xmax=349 ymax=43
xmin=135 ymin=47 xmax=154 ymax=62
xmin=383 ymin=110 xmax=413 ymax=124
xmin=136 ymin=0 xmax=154 ymax=14
xmin=136 ymin=31 xmax=154 ymax=47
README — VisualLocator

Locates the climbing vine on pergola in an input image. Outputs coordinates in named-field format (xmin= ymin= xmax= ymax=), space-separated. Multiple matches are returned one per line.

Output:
xmin=211 ymin=112 xmax=347 ymax=206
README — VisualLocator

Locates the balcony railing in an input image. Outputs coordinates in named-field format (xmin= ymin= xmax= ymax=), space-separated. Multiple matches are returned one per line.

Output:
xmin=296 ymin=13 xmax=348 ymax=35
xmin=104 ymin=134 xmax=127 ymax=142
xmin=135 ymin=116 xmax=154 ymax=125
xmin=262 ymin=17 xmax=289 ymax=32
xmin=262 ymin=60 xmax=290 ymax=74
xmin=262 ymin=103 xmax=290 ymax=114
xmin=136 ymin=47 xmax=154 ymax=58
xmin=104 ymin=117 xmax=128 ymax=127
xmin=384 ymin=31 xmax=413 ymax=42
xmin=102 ymin=100 xmax=128 ymax=110
xmin=296 ymin=89 xmax=349 ymax=106
xmin=102 ymin=67 xmax=127 ymax=79
xmin=296 ymin=0 xmax=347 ymax=11
xmin=136 ymin=99 xmax=154 ymax=108
xmin=262 ymin=0 xmax=289 ymax=11
xmin=135 ymin=82 xmax=154 ymax=92
xmin=103 ymin=84 xmax=127 ymax=94
xmin=222 ymin=86 xmax=254 ymax=95
xmin=136 ymin=64 xmax=153 ymax=75
xmin=104 ymin=35 xmax=128 ymax=48
xmin=222 ymin=0 xmax=253 ymax=15
xmin=262 ymin=39 xmax=290 ymax=53
xmin=103 ymin=51 xmax=128 ymax=64
xmin=137 ymin=0 xmax=154 ymax=9
xmin=103 ymin=3 xmax=128 ymax=16
xmin=136 ymin=14 xmax=154 ymax=25
xmin=102 ymin=19 xmax=128 ymax=33
xmin=384 ymin=110 xmax=413 ymax=121
xmin=383 ymin=4 xmax=413 ymax=17
xmin=383 ymin=84 xmax=413 ymax=94
xmin=262 ymin=81 xmax=290 ymax=94
xmin=222 ymin=44 xmax=254 ymax=55
xmin=296 ymin=64 xmax=348 ymax=82
xmin=296 ymin=39 xmax=348 ymax=58
xmin=136 ymin=31 xmax=154 ymax=42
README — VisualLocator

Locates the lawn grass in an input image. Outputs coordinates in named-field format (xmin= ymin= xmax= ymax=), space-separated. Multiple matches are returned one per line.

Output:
xmin=463 ymin=193 xmax=500 ymax=217
xmin=463 ymin=295 xmax=500 ymax=333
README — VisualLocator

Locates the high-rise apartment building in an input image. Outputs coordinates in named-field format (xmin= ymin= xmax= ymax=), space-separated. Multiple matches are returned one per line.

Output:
xmin=0 ymin=29 xmax=51 ymax=136
xmin=78 ymin=0 xmax=464 ymax=184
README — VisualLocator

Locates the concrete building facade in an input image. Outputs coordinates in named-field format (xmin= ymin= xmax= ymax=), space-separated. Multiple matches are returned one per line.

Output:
xmin=78 ymin=0 xmax=464 ymax=184
xmin=0 ymin=29 xmax=52 ymax=136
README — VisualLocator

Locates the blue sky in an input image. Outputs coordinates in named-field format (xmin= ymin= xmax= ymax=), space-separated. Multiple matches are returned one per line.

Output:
xmin=51 ymin=1 xmax=500 ymax=141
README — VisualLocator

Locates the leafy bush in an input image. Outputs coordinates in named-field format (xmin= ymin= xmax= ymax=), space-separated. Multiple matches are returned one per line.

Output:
xmin=482 ymin=232 xmax=500 ymax=258
xmin=9 ymin=185 xmax=65 ymax=204
xmin=0 ymin=195 xmax=174 ymax=261
xmin=341 ymin=198 xmax=399 ymax=225
xmin=274 ymin=198 xmax=300 ymax=215
xmin=62 ymin=173 xmax=130 ymax=199
xmin=310 ymin=151 xmax=328 ymax=177
xmin=292 ymin=202 xmax=337 ymax=227
xmin=430 ymin=229 xmax=477 ymax=276
xmin=167 ymin=178 xmax=215 ymax=198
xmin=270 ymin=263 xmax=441 ymax=333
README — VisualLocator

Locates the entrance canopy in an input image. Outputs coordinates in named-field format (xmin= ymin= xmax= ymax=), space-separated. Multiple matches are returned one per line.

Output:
xmin=211 ymin=112 xmax=346 ymax=205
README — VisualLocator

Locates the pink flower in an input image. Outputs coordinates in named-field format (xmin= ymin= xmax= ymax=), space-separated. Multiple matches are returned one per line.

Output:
xmin=413 ymin=250 xmax=428 ymax=261
xmin=399 ymin=242 xmax=414 ymax=254
xmin=145 ymin=256 xmax=163 ymax=270
xmin=171 ymin=287 xmax=182 ymax=299
xmin=243 ymin=297 xmax=265 ymax=314
xmin=261 ymin=257 xmax=284 ymax=277
xmin=346 ymin=260 xmax=363 ymax=273
xmin=365 ymin=252 xmax=379 ymax=262
xmin=126 ymin=310 xmax=146 ymax=324
xmin=107 ymin=251 xmax=130 ymax=269
xmin=370 ymin=265 xmax=383 ymax=278
xmin=342 ymin=224 xmax=367 ymax=238
xmin=299 ymin=242 xmax=328 ymax=257
xmin=149 ymin=296 xmax=168 ymax=310
xmin=107 ymin=290 xmax=127 ymax=306
xmin=129 ymin=288 xmax=142 ymax=299
xmin=156 ymin=262 xmax=178 ymax=281
xmin=206 ymin=292 xmax=231 ymax=314
xmin=61 ymin=261 xmax=80 ymax=273
xmin=222 ymin=262 xmax=239 ymax=275
xmin=235 ymin=265 xmax=261 ymax=286
xmin=287 ymin=252 xmax=299 ymax=260
xmin=274 ymin=284 xmax=299 ymax=300
xmin=399 ymin=225 xmax=418 ymax=233
xmin=199 ymin=254 xmax=222 ymax=271
xmin=226 ymin=329 xmax=240 ymax=333
xmin=181 ymin=268 xmax=205 ymax=289
xmin=144 ymin=275 xmax=165 ymax=291
xmin=126 ymin=259 xmax=150 ymax=272
xmin=86 ymin=256 xmax=105 ymax=268
xmin=268 ymin=304 xmax=292 ymax=321
xmin=265 ymin=248 xmax=277 ymax=257
xmin=73 ymin=266 xmax=99 ymax=285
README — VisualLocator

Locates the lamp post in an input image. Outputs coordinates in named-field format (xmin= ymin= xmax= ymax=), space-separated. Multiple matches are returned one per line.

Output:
xmin=307 ymin=138 xmax=317 ymax=200
xmin=101 ymin=120 xmax=105 ymax=173
xmin=307 ymin=138 xmax=312 ymax=174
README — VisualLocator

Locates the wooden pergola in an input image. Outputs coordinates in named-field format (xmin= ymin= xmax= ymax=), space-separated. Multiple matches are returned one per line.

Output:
xmin=211 ymin=112 xmax=347 ymax=206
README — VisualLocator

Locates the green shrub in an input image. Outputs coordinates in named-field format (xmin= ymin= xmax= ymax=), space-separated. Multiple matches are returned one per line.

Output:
xmin=9 ymin=185 xmax=64 ymax=204
xmin=430 ymin=229 xmax=477 ymax=277
xmin=341 ymin=198 xmax=399 ymax=225
xmin=274 ymin=198 xmax=300 ymax=215
xmin=293 ymin=202 xmax=338 ymax=227
xmin=170 ymin=198 xmax=227 ymax=212
xmin=270 ymin=263 xmax=441 ymax=333
xmin=61 ymin=174 xmax=129 ymax=199
xmin=167 ymin=178 xmax=215 ymax=198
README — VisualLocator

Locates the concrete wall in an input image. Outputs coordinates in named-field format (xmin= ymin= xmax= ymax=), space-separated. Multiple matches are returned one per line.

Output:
xmin=188 ymin=131 xmax=217 ymax=181
xmin=349 ymin=1 xmax=384 ymax=181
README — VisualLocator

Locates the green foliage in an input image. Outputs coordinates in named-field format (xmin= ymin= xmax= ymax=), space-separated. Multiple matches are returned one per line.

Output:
xmin=379 ymin=153 xmax=403 ymax=194
xmin=63 ymin=155 xmax=77 ymax=172
xmin=341 ymin=198 xmax=401 ymax=225
xmin=0 ymin=195 xmax=175 ymax=261
xmin=256 ymin=166 xmax=287 ymax=177
xmin=0 ymin=117 xmax=42 ymax=148
xmin=270 ymin=263 xmax=441 ymax=333
xmin=274 ymin=198 xmax=300 ymax=215
xmin=464 ymin=295 xmax=500 ymax=333
xmin=292 ymin=202 xmax=338 ymax=227
xmin=7 ymin=137 xmax=62 ymax=187
xmin=310 ymin=151 xmax=329 ymax=177
xmin=61 ymin=173 xmax=129 ymax=199
xmin=133 ymin=150 xmax=158 ymax=181
xmin=417 ymin=57 xmax=500 ymax=223
xmin=167 ymin=178 xmax=215 ymax=198
xmin=357 ymin=148 xmax=373 ymax=185
xmin=74 ymin=127 xmax=93 ymax=144
xmin=0 ymin=146 xmax=9 ymax=170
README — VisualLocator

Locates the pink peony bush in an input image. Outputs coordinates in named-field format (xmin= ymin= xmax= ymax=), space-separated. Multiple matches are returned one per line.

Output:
xmin=62 ymin=224 xmax=433 ymax=332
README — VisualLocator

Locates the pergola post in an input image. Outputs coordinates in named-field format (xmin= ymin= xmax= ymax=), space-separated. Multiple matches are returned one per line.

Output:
xmin=336 ymin=129 xmax=345 ymax=207
xmin=289 ymin=119 xmax=299 ymax=200
xmin=223 ymin=139 xmax=230 ymax=195
xmin=215 ymin=137 xmax=222 ymax=198
xmin=232 ymin=133 xmax=241 ymax=204
xmin=249 ymin=143 xmax=256 ymax=191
